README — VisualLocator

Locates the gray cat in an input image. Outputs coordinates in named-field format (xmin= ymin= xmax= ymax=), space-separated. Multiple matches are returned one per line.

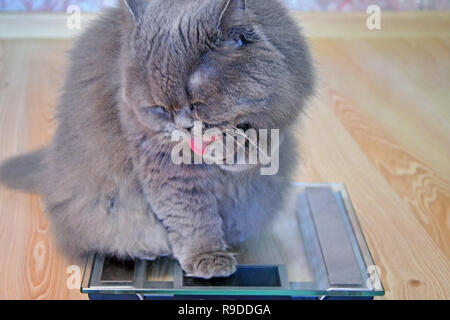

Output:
xmin=0 ymin=0 xmax=314 ymax=279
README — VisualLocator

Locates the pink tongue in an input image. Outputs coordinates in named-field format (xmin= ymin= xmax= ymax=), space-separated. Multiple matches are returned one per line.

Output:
xmin=189 ymin=136 xmax=217 ymax=156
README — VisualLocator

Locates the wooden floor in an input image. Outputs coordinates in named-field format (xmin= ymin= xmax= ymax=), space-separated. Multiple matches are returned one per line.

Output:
xmin=0 ymin=13 xmax=449 ymax=299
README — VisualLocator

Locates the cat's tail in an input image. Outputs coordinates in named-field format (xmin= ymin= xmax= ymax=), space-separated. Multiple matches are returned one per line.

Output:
xmin=0 ymin=148 xmax=48 ymax=193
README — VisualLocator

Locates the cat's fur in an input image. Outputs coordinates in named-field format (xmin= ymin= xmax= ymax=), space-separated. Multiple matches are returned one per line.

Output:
xmin=0 ymin=0 xmax=314 ymax=279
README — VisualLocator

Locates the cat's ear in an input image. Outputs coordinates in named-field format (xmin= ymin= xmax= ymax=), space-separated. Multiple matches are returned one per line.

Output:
xmin=121 ymin=0 xmax=149 ymax=21
xmin=217 ymin=0 xmax=248 ymax=30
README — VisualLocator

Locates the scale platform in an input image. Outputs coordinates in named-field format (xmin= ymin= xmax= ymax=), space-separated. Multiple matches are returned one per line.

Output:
xmin=81 ymin=183 xmax=384 ymax=300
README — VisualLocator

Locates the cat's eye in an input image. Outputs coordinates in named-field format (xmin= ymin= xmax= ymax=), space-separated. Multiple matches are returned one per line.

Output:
xmin=224 ymin=37 xmax=244 ymax=49
xmin=225 ymin=28 xmax=259 ymax=49
xmin=142 ymin=106 xmax=171 ymax=117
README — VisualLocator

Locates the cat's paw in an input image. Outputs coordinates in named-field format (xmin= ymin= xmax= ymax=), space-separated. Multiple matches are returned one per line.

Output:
xmin=182 ymin=251 xmax=237 ymax=279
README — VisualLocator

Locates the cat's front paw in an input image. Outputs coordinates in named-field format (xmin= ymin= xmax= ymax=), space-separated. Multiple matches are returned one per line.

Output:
xmin=182 ymin=251 xmax=237 ymax=279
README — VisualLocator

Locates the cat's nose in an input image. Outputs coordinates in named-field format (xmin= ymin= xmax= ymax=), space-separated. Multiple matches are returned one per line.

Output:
xmin=175 ymin=106 xmax=194 ymax=129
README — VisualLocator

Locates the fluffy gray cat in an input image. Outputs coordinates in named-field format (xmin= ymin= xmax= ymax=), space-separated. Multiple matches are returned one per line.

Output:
xmin=0 ymin=0 xmax=314 ymax=279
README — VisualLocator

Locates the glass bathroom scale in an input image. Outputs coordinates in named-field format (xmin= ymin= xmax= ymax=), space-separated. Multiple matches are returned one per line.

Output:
xmin=81 ymin=183 xmax=384 ymax=299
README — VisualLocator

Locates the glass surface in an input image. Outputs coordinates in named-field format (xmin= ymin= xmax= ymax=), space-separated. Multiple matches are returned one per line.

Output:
xmin=101 ymin=257 xmax=135 ymax=282
xmin=81 ymin=183 xmax=384 ymax=297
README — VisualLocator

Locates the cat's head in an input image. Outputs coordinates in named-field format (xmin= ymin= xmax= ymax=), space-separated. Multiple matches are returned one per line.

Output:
xmin=118 ymin=0 xmax=314 ymax=165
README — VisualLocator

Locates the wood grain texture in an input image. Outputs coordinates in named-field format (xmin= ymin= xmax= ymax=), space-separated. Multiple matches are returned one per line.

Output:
xmin=293 ymin=37 xmax=450 ymax=299
xmin=0 ymin=13 xmax=449 ymax=299
xmin=0 ymin=40 xmax=87 ymax=300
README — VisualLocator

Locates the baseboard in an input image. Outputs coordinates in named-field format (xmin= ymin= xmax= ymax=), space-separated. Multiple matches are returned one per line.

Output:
xmin=0 ymin=12 xmax=449 ymax=40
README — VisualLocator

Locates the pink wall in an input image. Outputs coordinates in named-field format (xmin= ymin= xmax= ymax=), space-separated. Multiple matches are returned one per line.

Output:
xmin=0 ymin=0 xmax=448 ymax=12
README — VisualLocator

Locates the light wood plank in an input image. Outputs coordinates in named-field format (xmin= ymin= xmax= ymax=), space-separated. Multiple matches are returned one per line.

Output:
xmin=0 ymin=40 xmax=86 ymax=300
xmin=294 ymin=97 xmax=450 ymax=299
xmin=309 ymin=39 xmax=450 ymax=256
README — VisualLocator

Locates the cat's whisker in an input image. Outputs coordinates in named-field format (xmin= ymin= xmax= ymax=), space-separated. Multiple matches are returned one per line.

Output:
xmin=225 ymin=132 xmax=247 ymax=152
xmin=226 ymin=126 xmax=270 ymax=160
